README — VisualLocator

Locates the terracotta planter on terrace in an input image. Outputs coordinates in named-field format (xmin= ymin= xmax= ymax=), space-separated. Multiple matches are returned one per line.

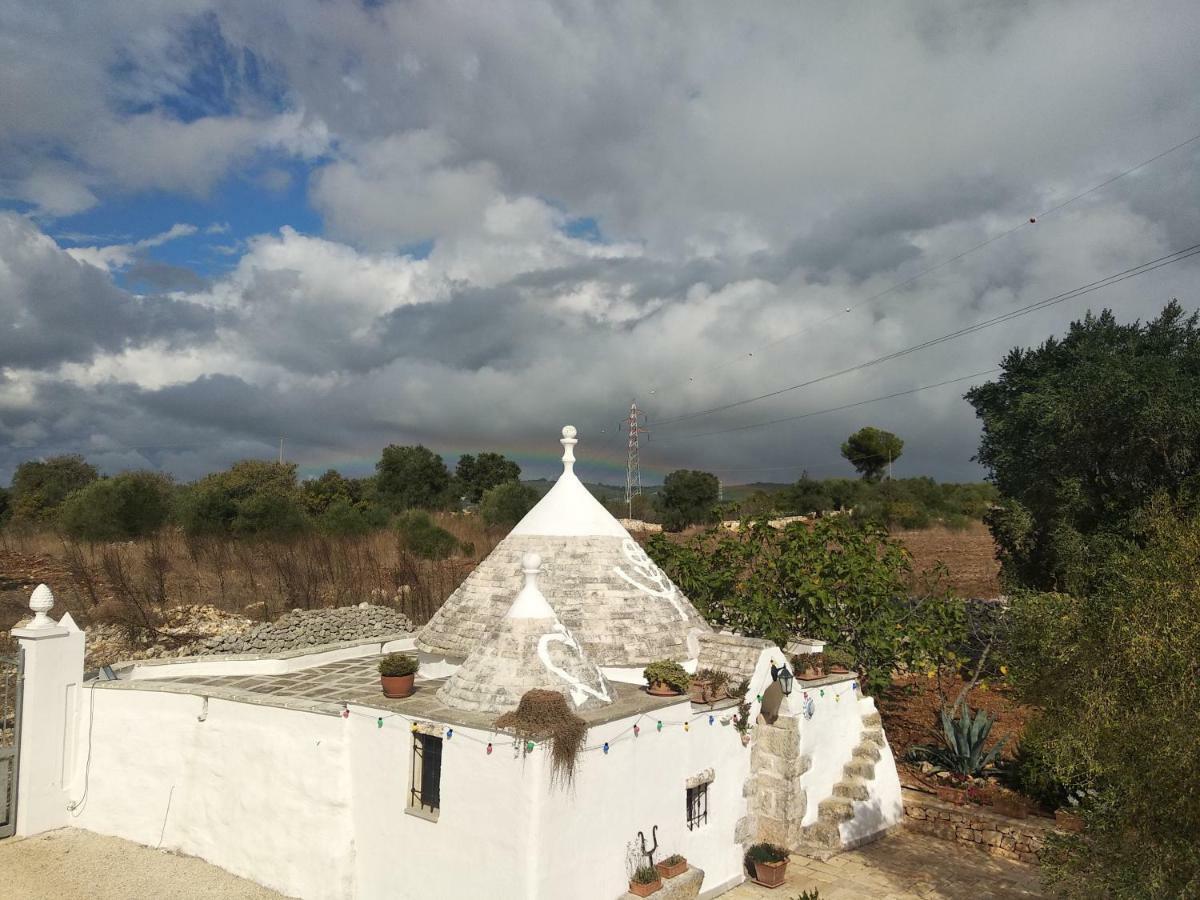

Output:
xmin=1055 ymin=809 xmax=1085 ymax=832
xmin=656 ymin=857 xmax=688 ymax=879
xmin=628 ymin=876 xmax=662 ymax=896
xmin=751 ymin=858 xmax=788 ymax=888
xmin=380 ymin=674 xmax=415 ymax=699
xmin=993 ymin=795 xmax=1027 ymax=819
xmin=688 ymin=681 xmax=727 ymax=703
xmin=647 ymin=681 xmax=683 ymax=697
xmin=936 ymin=785 xmax=966 ymax=805
xmin=797 ymin=666 xmax=823 ymax=681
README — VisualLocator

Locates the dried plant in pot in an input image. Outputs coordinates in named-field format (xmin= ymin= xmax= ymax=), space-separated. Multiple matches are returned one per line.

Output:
xmin=655 ymin=853 xmax=687 ymax=879
xmin=629 ymin=863 xmax=662 ymax=897
xmin=643 ymin=659 xmax=689 ymax=697
xmin=689 ymin=668 xmax=729 ymax=703
xmin=746 ymin=842 xmax=789 ymax=888
xmin=378 ymin=652 xmax=419 ymax=698
xmin=792 ymin=652 xmax=825 ymax=681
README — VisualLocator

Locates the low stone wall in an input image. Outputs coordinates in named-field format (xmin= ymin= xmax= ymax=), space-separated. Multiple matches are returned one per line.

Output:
xmin=901 ymin=789 xmax=1052 ymax=864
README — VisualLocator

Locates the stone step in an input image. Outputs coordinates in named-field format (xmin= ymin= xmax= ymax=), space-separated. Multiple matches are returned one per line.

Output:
xmin=818 ymin=796 xmax=855 ymax=823
xmin=861 ymin=727 xmax=885 ymax=746
xmin=797 ymin=821 xmax=842 ymax=852
xmin=853 ymin=743 xmax=881 ymax=763
xmin=863 ymin=711 xmax=882 ymax=727
xmin=833 ymin=778 xmax=870 ymax=801
xmin=843 ymin=757 xmax=875 ymax=779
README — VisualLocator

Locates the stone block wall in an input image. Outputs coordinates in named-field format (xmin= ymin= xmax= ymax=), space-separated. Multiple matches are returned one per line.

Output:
xmin=741 ymin=716 xmax=809 ymax=849
xmin=901 ymin=789 xmax=1051 ymax=864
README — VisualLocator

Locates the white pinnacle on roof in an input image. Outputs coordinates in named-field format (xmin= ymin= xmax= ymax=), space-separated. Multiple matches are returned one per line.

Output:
xmin=436 ymin=552 xmax=613 ymax=714
xmin=418 ymin=425 xmax=712 ymax=665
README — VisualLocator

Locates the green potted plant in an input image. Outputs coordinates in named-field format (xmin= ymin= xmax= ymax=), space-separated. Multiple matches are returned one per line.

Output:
xmin=823 ymin=647 xmax=855 ymax=675
xmin=689 ymin=668 xmax=729 ymax=703
xmin=643 ymin=660 xmax=689 ymax=696
xmin=793 ymin=652 xmax=824 ymax=680
xmin=655 ymin=853 xmax=687 ymax=879
xmin=378 ymin=652 xmax=419 ymax=698
xmin=629 ymin=863 xmax=662 ymax=896
xmin=746 ymin=842 xmax=790 ymax=887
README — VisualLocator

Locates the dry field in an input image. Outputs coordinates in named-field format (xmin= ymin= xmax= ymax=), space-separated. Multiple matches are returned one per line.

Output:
xmin=892 ymin=522 xmax=1002 ymax=598
xmin=0 ymin=514 xmax=500 ymax=651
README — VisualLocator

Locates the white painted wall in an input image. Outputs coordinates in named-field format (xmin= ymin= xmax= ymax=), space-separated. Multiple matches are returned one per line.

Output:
xmin=69 ymin=688 xmax=355 ymax=900
xmin=533 ymin=700 xmax=750 ymax=899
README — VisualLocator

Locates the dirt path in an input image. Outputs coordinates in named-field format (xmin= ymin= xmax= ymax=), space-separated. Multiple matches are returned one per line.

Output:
xmin=0 ymin=828 xmax=289 ymax=900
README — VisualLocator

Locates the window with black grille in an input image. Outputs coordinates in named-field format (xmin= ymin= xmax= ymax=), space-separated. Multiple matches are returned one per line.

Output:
xmin=686 ymin=782 xmax=708 ymax=830
xmin=409 ymin=733 xmax=442 ymax=818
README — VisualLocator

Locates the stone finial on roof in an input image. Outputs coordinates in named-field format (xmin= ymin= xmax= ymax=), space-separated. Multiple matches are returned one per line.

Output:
xmin=508 ymin=553 xmax=556 ymax=620
xmin=561 ymin=425 xmax=577 ymax=472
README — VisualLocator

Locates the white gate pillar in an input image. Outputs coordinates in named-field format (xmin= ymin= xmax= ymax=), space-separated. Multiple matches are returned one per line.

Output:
xmin=10 ymin=584 xmax=85 ymax=836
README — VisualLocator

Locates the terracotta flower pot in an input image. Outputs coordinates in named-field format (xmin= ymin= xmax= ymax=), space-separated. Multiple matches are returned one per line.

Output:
xmin=936 ymin=785 xmax=965 ymax=805
xmin=1055 ymin=809 xmax=1085 ymax=833
xmin=689 ymin=681 xmax=727 ymax=703
xmin=740 ymin=733 xmax=752 ymax=746
xmin=752 ymin=858 xmax=788 ymax=888
xmin=656 ymin=857 xmax=688 ymax=879
xmin=829 ymin=664 xmax=850 ymax=674
xmin=993 ymin=796 xmax=1027 ymax=819
xmin=628 ymin=876 xmax=662 ymax=896
xmin=647 ymin=681 xmax=682 ymax=697
xmin=380 ymin=674 xmax=415 ymax=699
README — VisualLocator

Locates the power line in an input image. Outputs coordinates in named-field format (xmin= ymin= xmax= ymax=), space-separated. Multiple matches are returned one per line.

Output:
xmin=646 ymin=127 xmax=1200 ymax=396
xmin=656 ymin=368 xmax=1000 ymax=443
xmin=653 ymin=240 xmax=1200 ymax=429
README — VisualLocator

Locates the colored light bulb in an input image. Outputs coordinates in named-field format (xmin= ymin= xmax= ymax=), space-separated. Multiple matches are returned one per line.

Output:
xmin=377 ymin=717 xmax=383 ymax=728
xmin=656 ymin=721 xmax=663 ymax=732
xmin=603 ymin=742 xmax=609 ymax=754
xmin=487 ymin=743 xmax=493 ymax=755
xmin=446 ymin=728 xmax=453 ymax=739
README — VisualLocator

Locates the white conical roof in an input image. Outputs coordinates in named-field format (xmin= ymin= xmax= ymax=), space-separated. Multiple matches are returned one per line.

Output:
xmin=436 ymin=553 xmax=613 ymax=714
xmin=418 ymin=426 xmax=712 ymax=665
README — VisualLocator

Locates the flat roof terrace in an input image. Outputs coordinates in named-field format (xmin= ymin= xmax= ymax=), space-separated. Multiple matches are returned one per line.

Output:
xmin=101 ymin=655 xmax=716 ymax=732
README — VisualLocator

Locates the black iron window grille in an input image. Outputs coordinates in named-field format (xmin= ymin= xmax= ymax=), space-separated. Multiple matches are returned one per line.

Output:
xmin=410 ymin=733 xmax=442 ymax=815
xmin=686 ymin=782 xmax=708 ymax=830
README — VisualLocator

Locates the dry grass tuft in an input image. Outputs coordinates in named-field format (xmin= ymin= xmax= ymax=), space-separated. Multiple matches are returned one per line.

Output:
xmin=495 ymin=688 xmax=588 ymax=788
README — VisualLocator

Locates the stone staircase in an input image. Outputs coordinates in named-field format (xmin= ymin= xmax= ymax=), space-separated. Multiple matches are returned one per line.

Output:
xmin=795 ymin=711 xmax=887 ymax=860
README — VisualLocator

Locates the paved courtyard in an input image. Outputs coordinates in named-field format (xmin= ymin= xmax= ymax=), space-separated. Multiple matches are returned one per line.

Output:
xmin=726 ymin=829 xmax=1044 ymax=900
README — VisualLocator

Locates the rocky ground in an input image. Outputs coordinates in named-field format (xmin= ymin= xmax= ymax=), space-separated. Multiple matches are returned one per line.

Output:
xmin=195 ymin=603 xmax=413 ymax=656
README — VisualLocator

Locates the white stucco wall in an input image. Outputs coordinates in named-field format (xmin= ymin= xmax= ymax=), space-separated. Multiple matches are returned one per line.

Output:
xmin=68 ymin=687 xmax=355 ymax=900
xmin=533 ymin=700 xmax=750 ymax=899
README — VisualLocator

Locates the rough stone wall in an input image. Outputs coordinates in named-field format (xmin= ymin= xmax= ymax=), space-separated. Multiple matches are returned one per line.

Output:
xmin=695 ymin=632 xmax=775 ymax=683
xmin=198 ymin=604 xmax=412 ymax=655
xmin=902 ymin=790 xmax=1050 ymax=864
xmin=740 ymin=716 xmax=809 ymax=849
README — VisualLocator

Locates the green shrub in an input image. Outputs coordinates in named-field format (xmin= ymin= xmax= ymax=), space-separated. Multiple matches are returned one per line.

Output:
xmin=746 ymin=842 xmax=789 ymax=864
xmin=642 ymin=659 xmax=689 ymax=693
xmin=823 ymin=647 xmax=856 ymax=670
xmin=480 ymin=481 xmax=538 ymax=528
xmin=1005 ymin=716 xmax=1078 ymax=810
xmin=58 ymin=471 xmax=173 ymax=541
xmin=396 ymin=510 xmax=459 ymax=559
xmin=317 ymin=498 xmax=387 ymax=535
xmin=378 ymin=653 xmax=419 ymax=677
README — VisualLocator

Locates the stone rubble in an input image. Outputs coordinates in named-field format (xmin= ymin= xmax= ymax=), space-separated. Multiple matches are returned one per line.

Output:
xmin=196 ymin=603 xmax=413 ymax=656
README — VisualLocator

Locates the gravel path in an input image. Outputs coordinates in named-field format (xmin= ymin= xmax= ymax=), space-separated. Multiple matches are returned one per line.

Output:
xmin=0 ymin=828 xmax=290 ymax=900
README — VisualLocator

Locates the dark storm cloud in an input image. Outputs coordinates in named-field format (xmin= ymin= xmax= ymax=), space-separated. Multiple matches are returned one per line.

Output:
xmin=0 ymin=214 xmax=218 ymax=368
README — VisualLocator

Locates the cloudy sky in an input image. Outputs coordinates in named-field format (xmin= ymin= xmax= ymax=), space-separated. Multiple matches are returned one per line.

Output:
xmin=2 ymin=1 xmax=1199 ymax=486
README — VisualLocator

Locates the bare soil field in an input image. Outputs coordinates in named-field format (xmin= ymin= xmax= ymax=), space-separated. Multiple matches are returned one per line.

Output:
xmin=892 ymin=522 xmax=1002 ymax=598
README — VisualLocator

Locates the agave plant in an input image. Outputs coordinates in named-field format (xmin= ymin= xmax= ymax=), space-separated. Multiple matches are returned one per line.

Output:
xmin=908 ymin=704 xmax=1008 ymax=777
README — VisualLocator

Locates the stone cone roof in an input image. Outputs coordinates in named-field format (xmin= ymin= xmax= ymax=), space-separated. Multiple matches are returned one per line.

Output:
xmin=418 ymin=426 xmax=711 ymax=665
xmin=436 ymin=552 xmax=613 ymax=715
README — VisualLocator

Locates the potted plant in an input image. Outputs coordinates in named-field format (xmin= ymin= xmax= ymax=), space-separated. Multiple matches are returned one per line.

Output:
xmin=378 ymin=653 xmax=419 ymax=698
xmin=643 ymin=660 xmax=690 ymax=697
xmin=629 ymin=863 xmax=662 ymax=897
xmin=689 ymin=668 xmax=729 ymax=703
xmin=993 ymin=792 xmax=1027 ymax=819
xmin=823 ymin=647 xmax=855 ymax=675
xmin=746 ymin=842 xmax=790 ymax=888
xmin=655 ymin=853 xmax=687 ymax=879
xmin=1055 ymin=808 xmax=1085 ymax=832
xmin=793 ymin=652 xmax=825 ymax=680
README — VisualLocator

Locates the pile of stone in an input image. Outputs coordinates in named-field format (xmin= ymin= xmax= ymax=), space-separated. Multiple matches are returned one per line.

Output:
xmin=83 ymin=604 xmax=252 ymax=669
xmin=196 ymin=603 xmax=413 ymax=656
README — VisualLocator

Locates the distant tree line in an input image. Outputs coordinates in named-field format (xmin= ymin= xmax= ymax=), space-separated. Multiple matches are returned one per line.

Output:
xmin=0 ymin=444 xmax=539 ymax=553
